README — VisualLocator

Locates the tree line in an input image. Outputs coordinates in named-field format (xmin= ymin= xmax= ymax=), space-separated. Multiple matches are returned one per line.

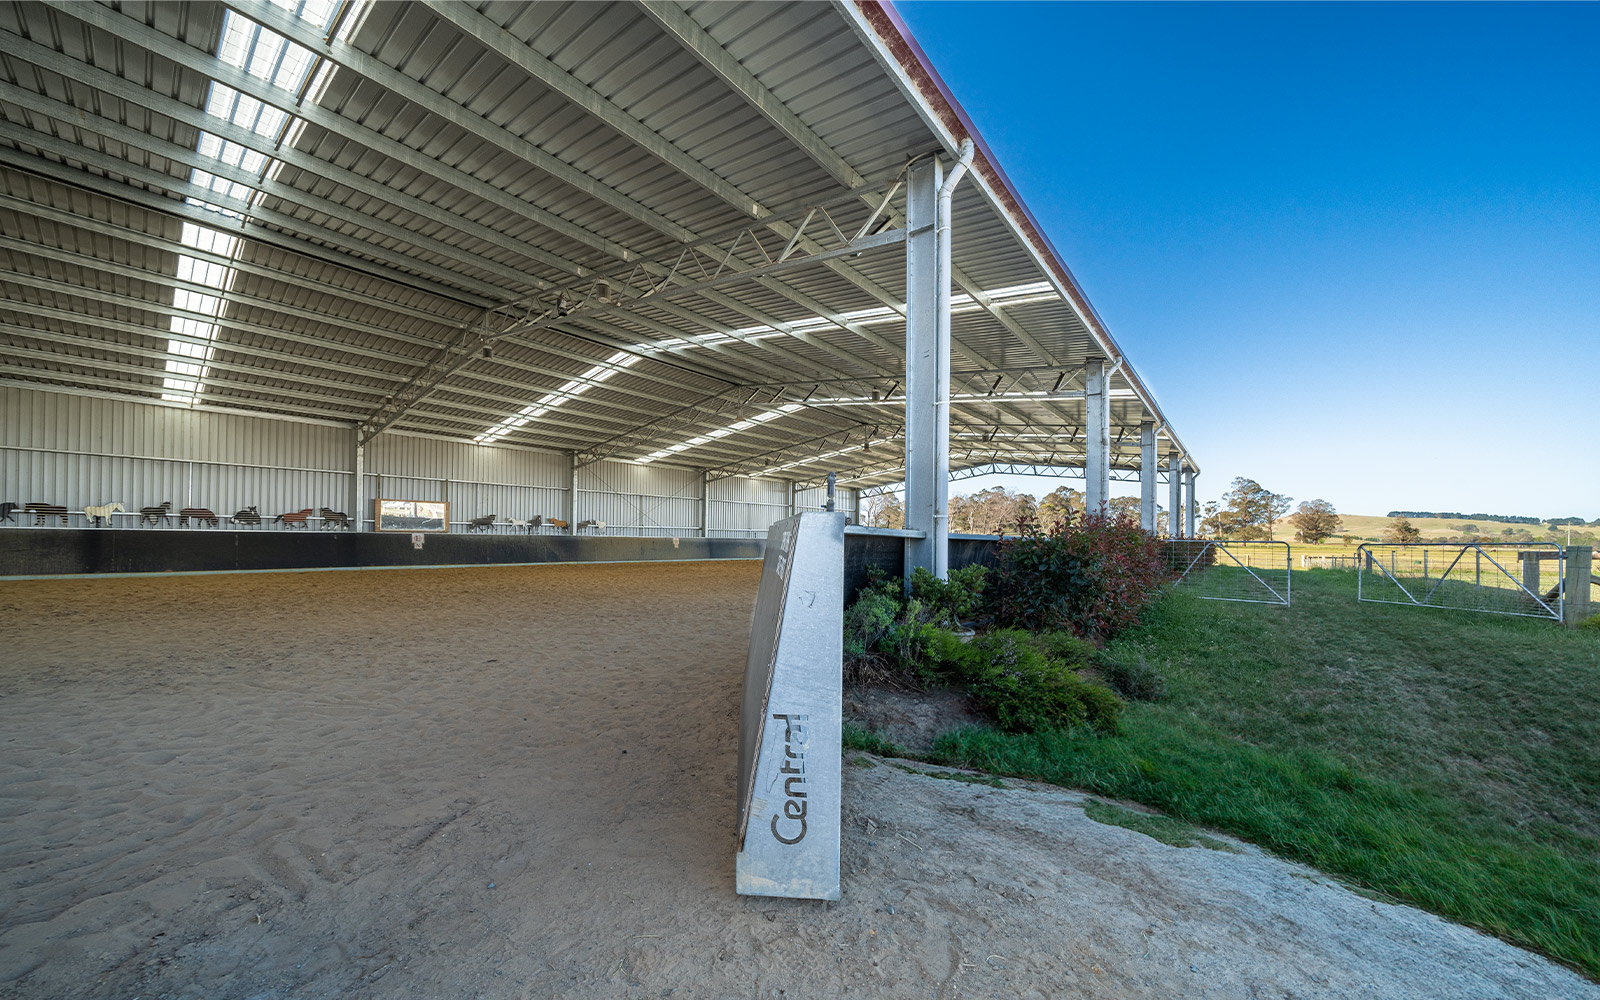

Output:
xmin=860 ymin=485 xmax=1170 ymax=536
xmin=1387 ymin=510 xmax=1599 ymax=527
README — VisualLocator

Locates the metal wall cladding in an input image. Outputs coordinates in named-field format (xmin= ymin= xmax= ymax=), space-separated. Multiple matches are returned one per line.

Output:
xmin=3 ymin=386 xmax=849 ymax=536
xmin=365 ymin=432 xmax=571 ymax=530
xmin=708 ymin=476 xmax=789 ymax=538
xmin=795 ymin=485 xmax=858 ymax=521
xmin=364 ymin=432 xmax=567 ymax=484
xmin=577 ymin=460 xmax=702 ymax=536
xmin=0 ymin=385 xmax=352 ymax=529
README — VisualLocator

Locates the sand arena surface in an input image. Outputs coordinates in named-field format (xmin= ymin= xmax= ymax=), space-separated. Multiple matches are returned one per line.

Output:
xmin=1 ymin=561 xmax=1595 ymax=1000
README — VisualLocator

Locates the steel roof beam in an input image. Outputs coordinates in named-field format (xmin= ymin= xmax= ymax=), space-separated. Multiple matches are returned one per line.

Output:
xmin=629 ymin=3 xmax=1067 ymax=369
xmin=634 ymin=0 xmax=869 ymax=193
xmin=224 ymin=0 xmax=695 ymax=243
xmin=36 ymin=2 xmax=648 ymax=270
xmin=0 ymin=89 xmax=559 ymax=295
xmin=0 ymin=190 xmax=480 ymax=332
xmin=0 ymin=369 xmax=359 ymax=423
xmin=0 ymin=142 xmax=506 ymax=306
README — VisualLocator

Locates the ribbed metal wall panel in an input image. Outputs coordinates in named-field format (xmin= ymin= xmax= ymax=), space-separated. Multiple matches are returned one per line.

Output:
xmin=0 ymin=385 xmax=352 ymax=529
xmin=577 ymin=460 xmax=701 ymax=536
xmin=796 ymin=485 xmax=858 ymax=521
xmin=364 ymin=431 xmax=572 ymax=530
xmin=3 ymin=386 xmax=850 ymax=536
xmin=707 ymin=476 xmax=788 ymax=537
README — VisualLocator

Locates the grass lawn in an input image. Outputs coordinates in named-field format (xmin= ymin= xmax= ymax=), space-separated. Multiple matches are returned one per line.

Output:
xmin=924 ymin=570 xmax=1600 ymax=979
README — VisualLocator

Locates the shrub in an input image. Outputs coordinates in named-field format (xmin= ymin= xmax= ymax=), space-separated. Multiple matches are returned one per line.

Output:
xmin=843 ymin=575 xmax=966 ymax=687
xmin=1096 ymin=650 xmax=1168 ymax=702
xmin=843 ymin=583 xmax=900 ymax=662
xmin=952 ymin=629 xmax=1122 ymax=734
xmin=1028 ymin=629 xmax=1099 ymax=667
xmin=909 ymin=564 xmax=989 ymax=627
xmin=987 ymin=508 xmax=1168 ymax=638
xmin=1578 ymin=613 xmax=1600 ymax=633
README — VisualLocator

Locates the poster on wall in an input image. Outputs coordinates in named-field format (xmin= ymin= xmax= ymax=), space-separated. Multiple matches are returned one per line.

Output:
xmin=374 ymin=499 xmax=449 ymax=532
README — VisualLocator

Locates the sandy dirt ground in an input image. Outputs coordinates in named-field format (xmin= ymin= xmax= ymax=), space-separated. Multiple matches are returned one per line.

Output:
xmin=1 ymin=561 xmax=1594 ymax=1000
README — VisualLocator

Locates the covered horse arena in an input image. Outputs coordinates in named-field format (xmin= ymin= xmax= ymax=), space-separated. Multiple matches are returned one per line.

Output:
xmin=6 ymin=3 xmax=1594 ymax=999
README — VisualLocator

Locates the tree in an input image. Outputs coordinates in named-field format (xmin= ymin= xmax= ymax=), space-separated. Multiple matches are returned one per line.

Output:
xmin=861 ymin=492 xmax=903 ymax=529
xmin=1036 ymin=485 xmax=1082 ymax=527
xmin=949 ymin=487 xmax=1036 ymax=535
xmin=1382 ymin=516 xmax=1422 ymax=544
xmin=1289 ymin=499 xmax=1343 ymax=545
xmin=1215 ymin=478 xmax=1292 ymax=540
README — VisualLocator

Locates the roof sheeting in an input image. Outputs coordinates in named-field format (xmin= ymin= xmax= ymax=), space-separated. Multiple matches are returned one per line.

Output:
xmin=0 ymin=0 xmax=1194 ymax=487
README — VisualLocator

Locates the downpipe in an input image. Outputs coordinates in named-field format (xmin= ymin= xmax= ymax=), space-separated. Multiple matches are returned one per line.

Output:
xmin=932 ymin=138 xmax=975 ymax=579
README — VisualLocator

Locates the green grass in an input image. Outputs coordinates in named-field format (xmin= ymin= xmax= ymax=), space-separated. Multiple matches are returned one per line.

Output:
xmin=926 ymin=571 xmax=1600 ymax=979
xmin=1081 ymin=799 xmax=1237 ymax=851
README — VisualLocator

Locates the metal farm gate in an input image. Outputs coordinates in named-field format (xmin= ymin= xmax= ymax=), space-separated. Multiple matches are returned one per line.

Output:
xmin=1356 ymin=542 xmax=1566 ymax=621
xmin=1170 ymin=540 xmax=1292 ymax=607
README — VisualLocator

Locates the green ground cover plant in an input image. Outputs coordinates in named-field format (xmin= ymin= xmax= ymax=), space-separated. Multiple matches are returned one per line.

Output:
xmin=926 ymin=570 xmax=1600 ymax=979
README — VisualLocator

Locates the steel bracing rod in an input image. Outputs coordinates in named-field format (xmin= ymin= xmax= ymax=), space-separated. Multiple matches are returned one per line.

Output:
xmin=20 ymin=3 xmax=880 ymax=393
xmin=703 ymin=423 xmax=904 ymax=482
xmin=834 ymin=459 xmax=1156 ymax=499
xmin=233 ymin=0 xmax=932 ymax=385
xmin=573 ymin=381 xmax=892 ymax=470
xmin=346 ymin=0 xmax=1053 ymax=430
xmin=28 ymin=2 xmax=1070 ymax=452
xmin=222 ymin=0 xmax=1047 ymax=438
xmin=473 ymin=226 xmax=908 ymax=346
xmin=634 ymin=0 xmax=1068 ymax=371
xmin=218 ymin=2 xmax=924 ymax=382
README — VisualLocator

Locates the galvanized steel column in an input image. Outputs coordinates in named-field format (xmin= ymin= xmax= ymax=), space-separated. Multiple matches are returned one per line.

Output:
xmin=904 ymin=157 xmax=941 ymax=575
xmin=699 ymin=470 xmax=710 ymax=537
xmin=1084 ymin=358 xmax=1109 ymax=514
xmin=1185 ymin=470 xmax=1197 ymax=538
xmin=565 ymin=451 xmax=577 ymax=535
xmin=1168 ymin=456 xmax=1184 ymax=538
xmin=1139 ymin=421 xmax=1156 ymax=534
xmin=350 ymin=434 xmax=364 ymax=531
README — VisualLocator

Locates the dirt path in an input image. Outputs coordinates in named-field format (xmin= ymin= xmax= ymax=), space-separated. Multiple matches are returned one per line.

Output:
xmin=0 ymin=562 xmax=1592 ymax=999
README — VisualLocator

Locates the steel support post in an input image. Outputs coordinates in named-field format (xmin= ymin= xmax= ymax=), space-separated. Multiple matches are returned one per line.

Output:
xmin=903 ymin=157 xmax=941 ymax=576
xmin=1185 ymin=470 xmax=1197 ymax=538
xmin=1138 ymin=421 xmax=1157 ymax=534
xmin=1168 ymin=456 xmax=1183 ymax=538
xmin=350 ymin=435 xmax=364 ymax=532
xmin=1084 ymin=358 xmax=1109 ymax=514
xmin=565 ymin=452 xmax=578 ymax=535
xmin=699 ymin=470 xmax=710 ymax=537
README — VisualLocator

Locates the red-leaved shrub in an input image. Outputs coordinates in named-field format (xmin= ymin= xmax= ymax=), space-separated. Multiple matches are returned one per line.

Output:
xmin=986 ymin=507 xmax=1167 ymax=638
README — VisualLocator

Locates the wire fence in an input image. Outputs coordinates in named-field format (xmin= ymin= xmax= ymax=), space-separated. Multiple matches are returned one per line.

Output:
xmin=1355 ymin=542 xmax=1565 ymax=620
xmin=1169 ymin=540 xmax=1291 ymax=606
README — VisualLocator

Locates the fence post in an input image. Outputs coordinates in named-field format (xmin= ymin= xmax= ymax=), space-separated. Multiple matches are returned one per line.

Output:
xmin=1564 ymin=546 xmax=1592 ymax=626
xmin=1522 ymin=551 xmax=1540 ymax=597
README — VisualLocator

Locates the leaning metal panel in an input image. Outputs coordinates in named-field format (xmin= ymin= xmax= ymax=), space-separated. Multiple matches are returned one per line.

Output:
xmin=736 ymin=511 xmax=845 ymax=900
xmin=1356 ymin=543 xmax=1565 ymax=621
xmin=1171 ymin=540 xmax=1291 ymax=607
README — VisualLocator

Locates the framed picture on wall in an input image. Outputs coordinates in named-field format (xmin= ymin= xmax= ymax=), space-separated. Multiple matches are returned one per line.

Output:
xmin=374 ymin=499 xmax=449 ymax=532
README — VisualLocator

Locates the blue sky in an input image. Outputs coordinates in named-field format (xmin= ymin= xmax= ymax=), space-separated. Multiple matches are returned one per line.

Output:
xmin=895 ymin=1 xmax=1599 ymax=520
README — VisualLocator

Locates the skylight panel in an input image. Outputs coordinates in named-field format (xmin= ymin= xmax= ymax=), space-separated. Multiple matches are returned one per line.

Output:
xmin=472 ymin=352 xmax=638 ymax=444
xmin=160 ymin=2 xmax=360 ymax=407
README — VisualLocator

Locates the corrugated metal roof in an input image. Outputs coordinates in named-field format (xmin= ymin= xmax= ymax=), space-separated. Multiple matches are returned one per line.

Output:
xmin=0 ymin=0 xmax=1194 ymax=488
